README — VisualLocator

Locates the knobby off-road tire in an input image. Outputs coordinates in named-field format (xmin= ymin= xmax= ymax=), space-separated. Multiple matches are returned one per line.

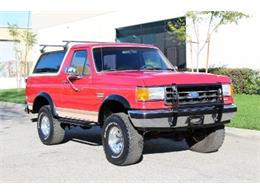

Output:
xmin=102 ymin=113 xmax=144 ymax=166
xmin=185 ymin=126 xmax=225 ymax=153
xmin=37 ymin=105 xmax=65 ymax=145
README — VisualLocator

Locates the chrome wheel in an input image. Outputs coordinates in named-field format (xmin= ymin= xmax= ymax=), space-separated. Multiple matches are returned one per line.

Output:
xmin=108 ymin=126 xmax=124 ymax=156
xmin=40 ymin=115 xmax=51 ymax=139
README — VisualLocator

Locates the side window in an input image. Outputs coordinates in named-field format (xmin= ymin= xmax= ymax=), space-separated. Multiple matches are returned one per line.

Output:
xmin=33 ymin=51 xmax=66 ymax=73
xmin=70 ymin=50 xmax=90 ymax=75
xmin=103 ymin=54 xmax=116 ymax=70
xmin=93 ymin=48 xmax=102 ymax=71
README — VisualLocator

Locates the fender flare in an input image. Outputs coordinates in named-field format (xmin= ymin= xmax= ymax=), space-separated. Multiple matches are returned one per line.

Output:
xmin=98 ymin=94 xmax=131 ymax=123
xmin=33 ymin=92 xmax=57 ymax=116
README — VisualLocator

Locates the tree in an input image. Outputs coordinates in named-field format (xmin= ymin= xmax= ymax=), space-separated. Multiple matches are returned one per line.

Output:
xmin=22 ymin=30 xmax=37 ymax=75
xmin=8 ymin=23 xmax=22 ymax=89
xmin=167 ymin=18 xmax=186 ymax=43
xmin=8 ymin=23 xmax=37 ymax=89
xmin=200 ymin=11 xmax=249 ymax=72
xmin=168 ymin=11 xmax=249 ymax=72
xmin=167 ymin=17 xmax=194 ymax=71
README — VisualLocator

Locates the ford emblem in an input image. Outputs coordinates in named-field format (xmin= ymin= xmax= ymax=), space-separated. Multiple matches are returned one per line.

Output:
xmin=189 ymin=92 xmax=199 ymax=98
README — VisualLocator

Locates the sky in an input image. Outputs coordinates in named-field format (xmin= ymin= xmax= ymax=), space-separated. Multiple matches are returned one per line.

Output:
xmin=0 ymin=11 xmax=31 ymax=28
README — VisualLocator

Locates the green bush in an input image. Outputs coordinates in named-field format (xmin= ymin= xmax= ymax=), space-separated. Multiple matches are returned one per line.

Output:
xmin=181 ymin=68 xmax=260 ymax=95
xmin=209 ymin=68 xmax=260 ymax=95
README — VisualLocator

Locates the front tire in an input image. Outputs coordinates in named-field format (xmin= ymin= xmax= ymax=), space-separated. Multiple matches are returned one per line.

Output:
xmin=102 ymin=113 xmax=144 ymax=166
xmin=37 ymin=105 xmax=65 ymax=145
xmin=185 ymin=126 xmax=225 ymax=153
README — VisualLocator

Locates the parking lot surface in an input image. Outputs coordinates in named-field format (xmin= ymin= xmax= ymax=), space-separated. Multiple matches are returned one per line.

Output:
xmin=0 ymin=102 xmax=259 ymax=182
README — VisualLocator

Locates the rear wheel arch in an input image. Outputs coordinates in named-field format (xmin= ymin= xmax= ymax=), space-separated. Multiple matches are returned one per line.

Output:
xmin=98 ymin=95 xmax=131 ymax=126
xmin=32 ymin=92 xmax=57 ymax=116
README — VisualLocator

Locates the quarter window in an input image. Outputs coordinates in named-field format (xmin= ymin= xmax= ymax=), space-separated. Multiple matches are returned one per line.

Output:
xmin=33 ymin=51 xmax=66 ymax=73
xmin=70 ymin=50 xmax=90 ymax=75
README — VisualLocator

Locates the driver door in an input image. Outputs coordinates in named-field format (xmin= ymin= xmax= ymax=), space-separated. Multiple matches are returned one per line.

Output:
xmin=59 ymin=49 xmax=97 ymax=121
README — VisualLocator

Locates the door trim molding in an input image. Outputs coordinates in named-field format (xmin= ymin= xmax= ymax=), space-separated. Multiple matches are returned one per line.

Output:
xmin=56 ymin=107 xmax=98 ymax=122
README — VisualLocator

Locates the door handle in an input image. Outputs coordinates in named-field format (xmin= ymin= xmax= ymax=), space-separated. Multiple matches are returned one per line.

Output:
xmin=66 ymin=76 xmax=80 ymax=92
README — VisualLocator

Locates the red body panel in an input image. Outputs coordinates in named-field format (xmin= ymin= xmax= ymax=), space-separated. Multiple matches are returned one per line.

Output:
xmin=26 ymin=43 xmax=233 ymax=112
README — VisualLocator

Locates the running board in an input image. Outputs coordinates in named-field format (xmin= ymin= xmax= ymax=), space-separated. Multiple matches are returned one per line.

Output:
xmin=58 ymin=117 xmax=97 ymax=127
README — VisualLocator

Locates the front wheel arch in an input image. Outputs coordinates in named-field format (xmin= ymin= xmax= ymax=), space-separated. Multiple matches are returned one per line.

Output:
xmin=98 ymin=95 xmax=131 ymax=126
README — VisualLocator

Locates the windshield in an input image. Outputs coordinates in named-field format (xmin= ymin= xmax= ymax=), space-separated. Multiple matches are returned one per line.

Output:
xmin=93 ymin=47 xmax=175 ymax=72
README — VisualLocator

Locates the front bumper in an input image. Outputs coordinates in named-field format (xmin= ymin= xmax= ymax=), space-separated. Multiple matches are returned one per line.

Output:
xmin=128 ymin=104 xmax=237 ymax=130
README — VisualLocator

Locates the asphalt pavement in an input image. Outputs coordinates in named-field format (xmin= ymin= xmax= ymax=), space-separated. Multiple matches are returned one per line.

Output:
xmin=0 ymin=102 xmax=259 ymax=182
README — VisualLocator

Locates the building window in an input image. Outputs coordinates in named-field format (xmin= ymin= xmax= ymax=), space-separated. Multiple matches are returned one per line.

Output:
xmin=116 ymin=17 xmax=186 ymax=69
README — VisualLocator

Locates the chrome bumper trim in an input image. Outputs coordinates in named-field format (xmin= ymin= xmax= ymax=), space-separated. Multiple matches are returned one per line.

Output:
xmin=128 ymin=104 xmax=237 ymax=129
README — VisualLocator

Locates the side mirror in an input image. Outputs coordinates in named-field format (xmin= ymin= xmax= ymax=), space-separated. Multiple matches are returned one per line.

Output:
xmin=65 ymin=66 xmax=80 ymax=80
xmin=65 ymin=66 xmax=77 ymax=75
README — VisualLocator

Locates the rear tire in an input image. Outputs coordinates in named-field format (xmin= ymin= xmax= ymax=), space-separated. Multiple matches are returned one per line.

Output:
xmin=185 ymin=126 xmax=225 ymax=153
xmin=102 ymin=113 xmax=144 ymax=166
xmin=37 ymin=105 xmax=65 ymax=145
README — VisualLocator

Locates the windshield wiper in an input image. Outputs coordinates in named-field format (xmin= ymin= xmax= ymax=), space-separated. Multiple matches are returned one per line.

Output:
xmin=141 ymin=67 xmax=162 ymax=70
xmin=165 ymin=68 xmax=175 ymax=71
xmin=104 ymin=68 xmax=136 ymax=71
xmin=141 ymin=67 xmax=175 ymax=71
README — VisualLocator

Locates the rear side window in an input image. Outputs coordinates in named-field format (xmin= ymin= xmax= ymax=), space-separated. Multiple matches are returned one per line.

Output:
xmin=33 ymin=51 xmax=66 ymax=73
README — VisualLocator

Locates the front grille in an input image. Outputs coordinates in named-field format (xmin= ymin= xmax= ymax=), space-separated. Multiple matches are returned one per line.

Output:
xmin=165 ymin=84 xmax=223 ymax=106
xmin=165 ymin=86 xmax=178 ymax=105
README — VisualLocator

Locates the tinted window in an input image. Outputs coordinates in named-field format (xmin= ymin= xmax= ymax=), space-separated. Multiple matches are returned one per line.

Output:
xmin=93 ymin=48 xmax=102 ymax=71
xmin=103 ymin=54 xmax=116 ymax=70
xmin=33 ymin=51 xmax=66 ymax=73
xmin=70 ymin=50 xmax=90 ymax=75
xmin=93 ymin=47 xmax=173 ymax=72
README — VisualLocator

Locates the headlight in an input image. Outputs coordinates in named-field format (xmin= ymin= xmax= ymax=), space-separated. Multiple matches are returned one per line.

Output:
xmin=136 ymin=87 xmax=165 ymax=101
xmin=222 ymin=84 xmax=233 ymax=96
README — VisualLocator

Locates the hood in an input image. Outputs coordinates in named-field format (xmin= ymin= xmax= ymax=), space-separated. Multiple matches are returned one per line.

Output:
xmin=101 ymin=70 xmax=230 ymax=86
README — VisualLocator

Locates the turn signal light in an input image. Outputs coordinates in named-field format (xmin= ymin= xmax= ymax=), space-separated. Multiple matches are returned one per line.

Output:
xmin=136 ymin=87 xmax=149 ymax=101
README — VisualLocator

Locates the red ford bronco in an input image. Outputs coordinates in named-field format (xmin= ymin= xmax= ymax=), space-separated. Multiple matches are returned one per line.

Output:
xmin=25 ymin=41 xmax=237 ymax=166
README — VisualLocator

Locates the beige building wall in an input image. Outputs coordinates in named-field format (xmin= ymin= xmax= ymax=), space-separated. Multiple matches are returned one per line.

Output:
xmin=0 ymin=27 xmax=13 ymax=39
xmin=0 ymin=27 xmax=33 ymax=50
